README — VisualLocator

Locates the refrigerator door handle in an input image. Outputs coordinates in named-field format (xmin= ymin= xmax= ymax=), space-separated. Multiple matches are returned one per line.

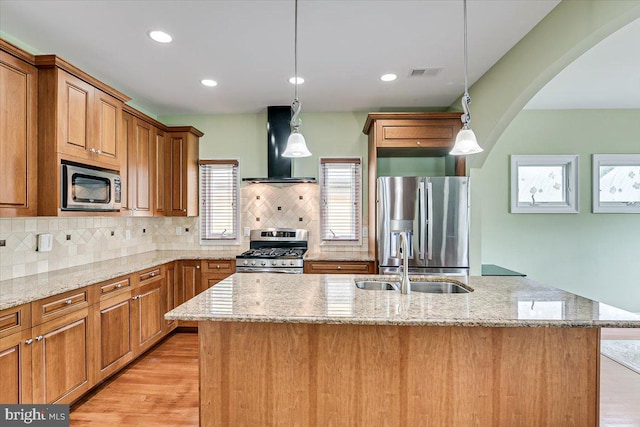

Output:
xmin=427 ymin=181 xmax=433 ymax=260
xmin=418 ymin=181 xmax=426 ymax=259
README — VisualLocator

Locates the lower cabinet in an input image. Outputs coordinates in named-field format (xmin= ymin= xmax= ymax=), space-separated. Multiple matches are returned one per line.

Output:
xmin=132 ymin=276 xmax=164 ymax=355
xmin=163 ymin=262 xmax=177 ymax=333
xmin=97 ymin=287 xmax=133 ymax=381
xmin=303 ymin=260 xmax=376 ymax=274
xmin=176 ymin=260 xmax=201 ymax=306
xmin=0 ymin=329 xmax=33 ymax=404
xmin=31 ymin=307 xmax=94 ymax=404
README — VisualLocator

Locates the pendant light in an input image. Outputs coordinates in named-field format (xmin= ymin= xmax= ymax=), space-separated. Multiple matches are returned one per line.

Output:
xmin=282 ymin=0 xmax=312 ymax=158
xmin=450 ymin=0 xmax=483 ymax=156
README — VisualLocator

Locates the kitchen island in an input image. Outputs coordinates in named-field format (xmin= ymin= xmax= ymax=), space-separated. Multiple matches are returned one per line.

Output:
xmin=166 ymin=273 xmax=640 ymax=427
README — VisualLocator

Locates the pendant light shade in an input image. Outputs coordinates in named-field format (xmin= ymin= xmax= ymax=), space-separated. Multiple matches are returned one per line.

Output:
xmin=450 ymin=0 xmax=482 ymax=156
xmin=282 ymin=0 xmax=312 ymax=158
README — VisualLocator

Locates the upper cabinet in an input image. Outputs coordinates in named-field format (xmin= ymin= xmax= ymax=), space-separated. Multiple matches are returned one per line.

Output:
xmin=0 ymin=46 xmax=38 ymax=217
xmin=166 ymin=128 xmax=202 ymax=217
xmin=36 ymin=57 xmax=128 ymax=170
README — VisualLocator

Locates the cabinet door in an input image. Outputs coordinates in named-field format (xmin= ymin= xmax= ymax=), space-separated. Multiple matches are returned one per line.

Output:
xmin=94 ymin=89 xmax=122 ymax=168
xmin=177 ymin=261 xmax=201 ymax=304
xmin=164 ymin=263 xmax=177 ymax=332
xmin=132 ymin=279 xmax=163 ymax=355
xmin=0 ymin=51 xmax=37 ymax=217
xmin=376 ymin=119 xmax=460 ymax=155
xmin=167 ymin=133 xmax=187 ymax=216
xmin=0 ymin=329 xmax=33 ymax=404
xmin=153 ymin=126 xmax=166 ymax=216
xmin=32 ymin=307 xmax=94 ymax=404
xmin=98 ymin=291 xmax=133 ymax=380
xmin=128 ymin=118 xmax=153 ymax=215
xmin=56 ymin=70 xmax=93 ymax=160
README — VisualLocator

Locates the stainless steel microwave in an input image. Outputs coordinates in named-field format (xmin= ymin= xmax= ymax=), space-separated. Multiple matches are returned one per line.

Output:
xmin=61 ymin=163 xmax=122 ymax=212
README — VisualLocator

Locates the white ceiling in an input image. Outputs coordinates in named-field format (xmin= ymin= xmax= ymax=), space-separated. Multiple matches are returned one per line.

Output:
xmin=1 ymin=0 xmax=587 ymax=116
xmin=3 ymin=1 xmax=637 ymax=115
xmin=526 ymin=17 xmax=640 ymax=110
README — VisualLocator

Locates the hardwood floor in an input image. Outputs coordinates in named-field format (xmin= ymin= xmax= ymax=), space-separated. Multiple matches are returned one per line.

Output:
xmin=70 ymin=330 xmax=640 ymax=427
xmin=70 ymin=332 xmax=199 ymax=427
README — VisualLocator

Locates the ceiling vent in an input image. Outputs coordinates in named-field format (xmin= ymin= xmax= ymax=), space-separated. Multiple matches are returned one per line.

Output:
xmin=409 ymin=67 xmax=443 ymax=77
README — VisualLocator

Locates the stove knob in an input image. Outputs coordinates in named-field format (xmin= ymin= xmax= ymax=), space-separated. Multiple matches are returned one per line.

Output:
xmin=281 ymin=261 xmax=287 ymax=266
xmin=243 ymin=260 xmax=248 ymax=266
xmin=261 ymin=261 xmax=266 ymax=266
xmin=290 ymin=261 xmax=295 ymax=266
xmin=251 ymin=261 xmax=256 ymax=266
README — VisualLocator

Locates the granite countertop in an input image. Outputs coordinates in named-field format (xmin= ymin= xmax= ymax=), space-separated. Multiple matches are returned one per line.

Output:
xmin=165 ymin=273 xmax=640 ymax=328
xmin=0 ymin=250 xmax=239 ymax=311
xmin=303 ymin=252 xmax=375 ymax=262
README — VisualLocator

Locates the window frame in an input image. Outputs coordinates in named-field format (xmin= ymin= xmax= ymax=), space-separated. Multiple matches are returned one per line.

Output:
xmin=592 ymin=154 xmax=640 ymax=213
xmin=199 ymin=159 xmax=241 ymax=245
xmin=319 ymin=157 xmax=362 ymax=245
xmin=510 ymin=154 xmax=579 ymax=214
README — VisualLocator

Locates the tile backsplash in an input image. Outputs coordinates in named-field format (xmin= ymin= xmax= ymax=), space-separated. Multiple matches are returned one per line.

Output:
xmin=0 ymin=183 xmax=367 ymax=281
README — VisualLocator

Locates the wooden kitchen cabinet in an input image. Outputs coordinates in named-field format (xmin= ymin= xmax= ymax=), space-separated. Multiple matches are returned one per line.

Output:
xmin=31 ymin=306 xmax=95 ymax=404
xmin=126 ymin=114 xmax=154 ymax=216
xmin=201 ymin=260 xmax=235 ymax=290
xmin=0 ymin=47 xmax=38 ymax=217
xmin=131 ymin=268 xmax=164 ymax=356
xmin=153 ymin=126 xmax=167 ymax=216
xmin=95 ymin=277 xmax=133 ymax=381
xmin=163 ymin=262 xmax=177 ymax=332
xmin=304 ymin=260 xmax=375 ymax=274
xmin=175 ymin=261 xmax=202 ymax=306
xmin=0 ymin=302 xmax=33 ymax=403
xmin=166 ymin=127 xmax=203 ymax=217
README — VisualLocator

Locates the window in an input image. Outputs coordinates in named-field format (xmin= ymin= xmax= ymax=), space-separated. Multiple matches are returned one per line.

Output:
xmin=510 ymin=155 xmax=579 ymax=213
xmin=592 ymin=154 xmax=640 ymax=213
xmin=320 ymin=158 xmax=362 ymax=242
xmin=200 ymin=160 xmax=239 ymax=243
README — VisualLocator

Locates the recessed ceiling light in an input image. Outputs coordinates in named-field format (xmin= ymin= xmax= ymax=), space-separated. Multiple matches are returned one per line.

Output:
xmin=148 ymin=30 xmax=172 ymax=43
xmin=380 ymin=73 xmax=397 ymax=82
xmin=289 ymin=77 xmax=304 ymax=85
xmin=201 ymin=79 xmax=218 ymax=87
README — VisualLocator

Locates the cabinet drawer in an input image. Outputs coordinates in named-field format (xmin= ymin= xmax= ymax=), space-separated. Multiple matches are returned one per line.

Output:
xmin=98 ymin=277 xmax=131 ymax=299
xmin=304 ymin=261 xmax=375 ymax=274
xmin=138 ymin=267 xmax=163 ymax=285
xmin=0 ymin=304 xmax=31 ymax=339
xmin=202 ymin=260 xmax=235 ymax=275
xmin=31 ymin=287 xmax=94 ymax=326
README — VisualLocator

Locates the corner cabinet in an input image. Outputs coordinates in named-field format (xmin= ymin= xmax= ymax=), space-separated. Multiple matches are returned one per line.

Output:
xmin=0 ymin=47 xmax=38 ymax=217
xmin=363 ymin=112 xmax=465 ymax=259
xmin=166 ymin=127 xmax=203 ymax=217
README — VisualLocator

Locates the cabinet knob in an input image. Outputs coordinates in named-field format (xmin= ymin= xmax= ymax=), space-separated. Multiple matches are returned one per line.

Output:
xmin=337 ymin=266 xmax=341 ymax=270
xmin=89 ymin=148 xmax=96 ymax=153
xmin=116 ymin=284 xmax=122 ymax=288
xmin=132 ymin=296 xmax=139 ymax=300
xmin=416 ymin=141 xmax=421 ymax=145
xmin=25 ymin=339 xmax=33 ymax=345
xmin=150 ymin=272 xmax=155 ymax=277
xmin=35 ymin=336 xmax=43 ymax=342
xmin=65 ymin=299 xmax=73 ymax=305
xmin=196 ymin=265 xmax=201 ymax=269
xmin=216 ymin=265 xmax=220 ymax=269
xmin=183 ymin=209 xmax=187 ymax=212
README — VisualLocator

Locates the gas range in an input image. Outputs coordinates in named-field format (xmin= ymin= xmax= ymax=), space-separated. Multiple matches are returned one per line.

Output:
xmin=236 ymin=228 xmax=308 ymax=274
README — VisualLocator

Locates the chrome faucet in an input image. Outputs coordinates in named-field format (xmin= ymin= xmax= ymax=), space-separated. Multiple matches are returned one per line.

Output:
xmin=398 ymin=231 xmax=411 ymax=295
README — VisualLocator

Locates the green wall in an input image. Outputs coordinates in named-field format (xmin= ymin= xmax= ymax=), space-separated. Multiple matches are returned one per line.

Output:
xmin=480 ymin=109 xmax=640 ymax=312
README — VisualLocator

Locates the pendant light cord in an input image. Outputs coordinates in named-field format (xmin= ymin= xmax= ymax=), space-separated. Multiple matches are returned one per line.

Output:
xmin=460 ymin=0 xmax=471 ymax=128
xmin=291 ymin=0 xmax=302 ymax=130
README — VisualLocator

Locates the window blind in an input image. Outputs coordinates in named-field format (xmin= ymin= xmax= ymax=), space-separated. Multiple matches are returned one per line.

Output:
xmin=200 ymin=161 xmax=239 ymax=241
xmin=320 ymin=158 xmax=361 ymax=242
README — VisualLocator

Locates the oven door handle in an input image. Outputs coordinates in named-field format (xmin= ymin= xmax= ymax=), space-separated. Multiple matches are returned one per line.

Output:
xmin=235 ymin=267 xmax=302 ymax=274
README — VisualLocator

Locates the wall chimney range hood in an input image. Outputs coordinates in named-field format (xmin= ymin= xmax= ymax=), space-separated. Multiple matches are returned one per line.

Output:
xmin=242 ymin=106 xmax=316 ymax=184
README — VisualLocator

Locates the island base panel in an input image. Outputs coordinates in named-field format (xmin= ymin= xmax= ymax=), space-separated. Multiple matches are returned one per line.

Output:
xmin=199 ymin=322 xmax=599 ymax=427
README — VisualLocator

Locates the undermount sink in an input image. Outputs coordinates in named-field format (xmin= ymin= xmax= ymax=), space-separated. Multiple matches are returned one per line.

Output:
xmin=355 ymin=279 xmax=472 ymax=294
xmin=410 ymin=281 xmax=471 ymax=294
xmin=355 ymin=281 xmax=399 ymax=291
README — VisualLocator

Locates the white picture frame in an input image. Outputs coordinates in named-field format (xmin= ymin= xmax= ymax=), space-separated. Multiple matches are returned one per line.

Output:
xmin=592 ymin=154 xmax=640 ymax=213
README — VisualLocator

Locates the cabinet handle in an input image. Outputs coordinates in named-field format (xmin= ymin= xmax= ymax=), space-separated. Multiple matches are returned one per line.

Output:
xmin=25 ymin=339 xmax=33 ymax=345
xmin=35 ymin=336 xmax=43 ymax=342
xmin=150 ymin=272 xmax=155 ymax=277
xmin=65 ymin=299 xmax=73 ymax=305
xmin=416 ymin=141 xmax=421 ymax=145
xmin=196 ymin=266 xmax=201 ymax=269
xmin=132 ymin=296 xmax=139 ymax=300
xmin=89 ymin=148 xmax=96 ymax=153
xmin=116 ymin=284 xmax=122 ymax=288
xmin=97 ymin=150 xmax=102 ymax=154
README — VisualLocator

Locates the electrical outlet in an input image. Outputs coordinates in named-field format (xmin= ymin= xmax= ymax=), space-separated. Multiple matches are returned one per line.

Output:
xmin=244 ymin=227 xmax=250 ymax=237
xmin=176 ymin=227 xmax=182 ymax=235
xmin=125 ymin=230 xmax=131 ymax=240
xmin=362 ymin=226 xmax=368 ymax=237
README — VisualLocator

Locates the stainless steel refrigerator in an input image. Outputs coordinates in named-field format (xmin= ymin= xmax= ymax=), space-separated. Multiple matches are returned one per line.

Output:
xmin=377 ymin=176 xmax=470 ymax=275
